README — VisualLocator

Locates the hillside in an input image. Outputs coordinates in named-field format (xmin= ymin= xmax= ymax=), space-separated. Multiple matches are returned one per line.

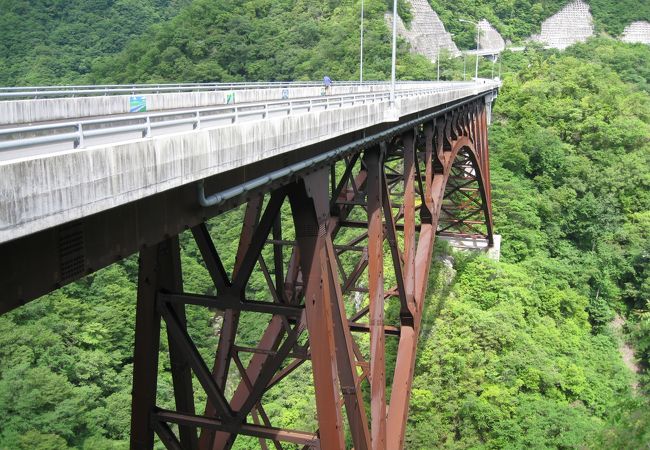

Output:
xmin=89 ymin=0 xmax=437 ymax=83
xmin=429 ymin=0 xmax=650 ymax=48
xmin=0 ymin=0 xmax=649 ymax=449
xmin=0 ymin=0 xmax=190 ymax=85
xmin=1 ymin=0 xmax=648 ymax=83
xmin=411 ymin=38 xmax=650 ymax=447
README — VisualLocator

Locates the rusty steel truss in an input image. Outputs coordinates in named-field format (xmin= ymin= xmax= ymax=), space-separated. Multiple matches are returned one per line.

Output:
xmin=130 ymin=96 xmax=494 ymax=450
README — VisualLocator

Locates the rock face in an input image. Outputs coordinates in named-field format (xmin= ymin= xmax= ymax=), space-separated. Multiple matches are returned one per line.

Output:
xmin=531 ymin=0 xmax=594 ymax=50
xmin=386 ymin=0 xmax=460 ymax=62
xmin=621 ymin=21 xmax=650 ymax=44
xmin=477 ymin=19 xmax=505 ymax=52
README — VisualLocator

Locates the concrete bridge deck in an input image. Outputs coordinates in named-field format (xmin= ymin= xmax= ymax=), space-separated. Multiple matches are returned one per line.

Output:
xmin=0 ymin=80 xmax=499 ymax=246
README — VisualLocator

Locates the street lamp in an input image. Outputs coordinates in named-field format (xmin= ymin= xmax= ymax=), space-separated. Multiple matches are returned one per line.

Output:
xmin=390 ymin=0 xmax=397 ymax=105
xmin=459 ymin=19 xmax=479 ymax=80
xmin=360 ymin=0 xmax=364 ymax=83
xmin=463 ymin=54 xmax=467 ymax=80
xmin=384 ymin=0 xmax=399 ymax=121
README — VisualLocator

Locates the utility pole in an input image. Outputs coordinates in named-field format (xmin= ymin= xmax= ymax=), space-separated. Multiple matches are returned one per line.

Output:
xmin=476 ymin=24 xmax=480 ymax=79
xmin=390 ymin=0 xmax=397 ymax=105
xmin=460 ymin=19 xmax=480 ymax=80
xmin=360 ymin=0 xmax=364 ymax=83
xmin=463 ymin=55 xmax=466 ymax=81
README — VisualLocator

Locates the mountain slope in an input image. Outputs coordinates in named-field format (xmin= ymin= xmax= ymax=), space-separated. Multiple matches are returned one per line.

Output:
xmin=90 ymin=0 xmax=436 ymax=83
xmin=428 ymin=0 xmax=650 ymax=48
xmin=0 ymin=0 xmax=190 ymax=85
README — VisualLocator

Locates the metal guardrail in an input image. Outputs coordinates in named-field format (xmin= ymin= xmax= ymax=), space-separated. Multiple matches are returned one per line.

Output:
xmin=0 ymin=82 xmax=493 ymax=152
xmin=0 ymin=80 xmax=439 ymax=100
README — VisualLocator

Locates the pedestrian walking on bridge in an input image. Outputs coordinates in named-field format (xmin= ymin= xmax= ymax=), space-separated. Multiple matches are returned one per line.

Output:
xmin=323 ymin=75 xmax=332 ymax=95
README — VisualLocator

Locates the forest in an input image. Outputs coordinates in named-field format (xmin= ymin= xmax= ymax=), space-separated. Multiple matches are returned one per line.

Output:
xmin=0 ymin=0 xmax=649 ymax=448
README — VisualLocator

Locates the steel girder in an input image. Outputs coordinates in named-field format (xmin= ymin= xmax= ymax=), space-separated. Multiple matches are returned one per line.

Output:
xmin=130 ymin=97 xmax=493 ymax=450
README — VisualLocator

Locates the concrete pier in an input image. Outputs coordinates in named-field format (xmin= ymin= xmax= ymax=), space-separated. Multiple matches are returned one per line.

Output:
xmin=438 ymin=234 xmax=501 ymax=261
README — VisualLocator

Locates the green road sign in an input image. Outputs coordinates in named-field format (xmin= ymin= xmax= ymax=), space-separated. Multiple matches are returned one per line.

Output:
xmin=129 ymin=96 xmax=147 ymax=113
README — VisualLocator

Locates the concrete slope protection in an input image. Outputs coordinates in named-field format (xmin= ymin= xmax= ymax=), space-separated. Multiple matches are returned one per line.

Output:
xmin=387 ymin=0 xmax=460 ymax=62
xmin=530 ymin=0 xmax=594 ymax=49
xmin=478 ymin=19 xmax=506 ymax=52
xmin=621 ymin=21 xmax=650 ymax=44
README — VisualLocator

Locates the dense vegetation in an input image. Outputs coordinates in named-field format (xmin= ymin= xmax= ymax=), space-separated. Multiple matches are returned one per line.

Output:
xmin=89 ymin=0 xmax=438 ymax=83
xmin=0 ymin=0 xmax=189 ymax=86
xmin=0 ymin=0 xmax=649 ymax=449
xmin=407 ymin=38 xmax=650 ymax=448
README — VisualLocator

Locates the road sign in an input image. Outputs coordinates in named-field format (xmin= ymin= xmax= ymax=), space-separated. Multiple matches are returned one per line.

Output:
xmin=129 ymin=96 xmax=147 ymax=113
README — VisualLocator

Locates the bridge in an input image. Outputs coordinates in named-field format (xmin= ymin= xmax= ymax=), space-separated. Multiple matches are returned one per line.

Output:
xmin=0 ymin=79 xmax=499 ymax=449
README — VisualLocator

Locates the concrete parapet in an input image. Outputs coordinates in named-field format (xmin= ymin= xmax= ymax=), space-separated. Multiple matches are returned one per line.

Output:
xmin=438 ymin=234 xmax=501 ymax=261
xmin=0 ymin=83 xmax=441 ymax=126
xmin=0 ymin=83 xmax=498 ymax=244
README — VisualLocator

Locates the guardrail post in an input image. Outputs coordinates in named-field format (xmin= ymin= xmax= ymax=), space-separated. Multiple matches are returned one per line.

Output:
xmin=194 ymin=111 xmax=201 ymax=130
xmin=144 ymin=116 xmax=152 ymax=138
xmin=74 ymin=123 xmax=84 ymax=149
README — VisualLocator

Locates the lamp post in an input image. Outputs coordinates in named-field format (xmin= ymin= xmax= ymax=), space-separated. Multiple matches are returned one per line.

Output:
xmin=390 ymin=0 xmax=398 ymax=105
xmin=460 ymin=19 xmax=479 ymax=80
xmin=463 ymin=54 xmax=467 ymax=80
xmin=383 ymin=0 xmax=399 ymax=121
xmin=360 ymin=0 xmax=364 ymax=83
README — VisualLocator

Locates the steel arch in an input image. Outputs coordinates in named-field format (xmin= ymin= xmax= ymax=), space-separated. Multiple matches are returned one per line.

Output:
xmin=130 ymin=95 xmax=494 ymax=450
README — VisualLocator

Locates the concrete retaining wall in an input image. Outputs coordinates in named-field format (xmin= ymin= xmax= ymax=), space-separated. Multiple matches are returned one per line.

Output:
xmin=530 ymin=0 xmax=594 ymax=50
xmin=478 ymin=20 xmax=505 ymax=53
xmin=621 ymin=21 xmax=650 ymax=45
xmin=387 ymin=0 xmax=460 ymax=62
xmin=0 ymin=82 xmax=498 ymax=243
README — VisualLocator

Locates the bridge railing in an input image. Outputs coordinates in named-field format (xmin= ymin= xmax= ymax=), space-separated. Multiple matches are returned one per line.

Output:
xmin=0 ymin=83 xmax=490 ymax=152
xmin=0 ymin=80 xmax=445 ymax=100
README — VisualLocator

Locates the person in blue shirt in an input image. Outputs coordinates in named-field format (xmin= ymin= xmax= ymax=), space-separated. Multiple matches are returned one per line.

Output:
xmin=323 ymin=75 xmax=332 ymax=94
